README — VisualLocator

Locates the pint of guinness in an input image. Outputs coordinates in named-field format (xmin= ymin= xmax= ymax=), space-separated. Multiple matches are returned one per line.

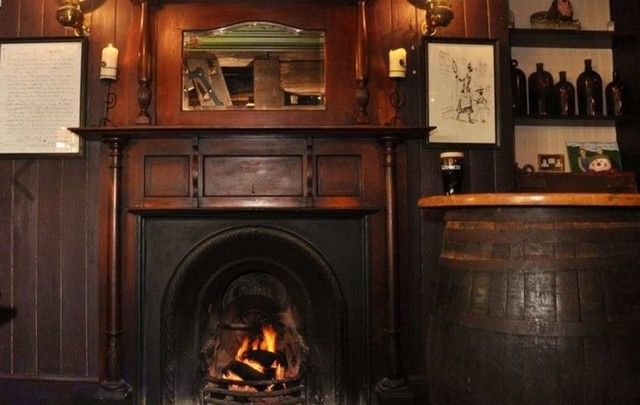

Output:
xmin=440 ymin=152 xmax=464 ymax=195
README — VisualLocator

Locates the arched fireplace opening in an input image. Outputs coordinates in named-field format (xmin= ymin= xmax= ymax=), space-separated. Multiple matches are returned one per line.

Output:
xmin=159 ymin=226 xmax=346 ymax=404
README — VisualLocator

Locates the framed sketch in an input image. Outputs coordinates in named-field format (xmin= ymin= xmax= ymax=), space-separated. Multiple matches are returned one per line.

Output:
xmin=0 ymin=37 xmax=87 ymax=156
xmin=424 ymin=38 xmax=500 ymax=147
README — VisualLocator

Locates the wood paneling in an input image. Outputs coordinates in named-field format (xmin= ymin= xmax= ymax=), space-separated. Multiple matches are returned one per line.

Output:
xmin=144 ymin=156 xmax=191 ymax=197
xmin=203 ymin=156 xmax=304 ymax=197
xmin=36 ymin=160 xmax=63 ymax=375
xmin=384 ymin=0 xmax=514 ymax=390
xmin=0 ymin=161 xmax=13 ymax=374
xmin=0 ymin=0 xmax=107 ymax=384
xmin=126 ymin=138 xmax=197 ymax=208
xmin=0 ymin=0 xmax=514 ymax=399
xmin=12 ymin=160 xmax=38 ymax=375
xmin=316 ymin=155 xmax=362 ymax=196
xmin=60 ymin=158 xmax=89 ymax=376
xmin=0 ymin=0 xmax=20 ymax=37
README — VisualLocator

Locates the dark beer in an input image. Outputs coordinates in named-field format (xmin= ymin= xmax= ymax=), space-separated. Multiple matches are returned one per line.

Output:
xmin=440 ymin=152 xmax=464 ymax=195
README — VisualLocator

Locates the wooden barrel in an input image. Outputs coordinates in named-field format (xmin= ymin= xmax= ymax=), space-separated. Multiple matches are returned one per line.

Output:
xmin=427 ymin=207 xmax=640 ymax=404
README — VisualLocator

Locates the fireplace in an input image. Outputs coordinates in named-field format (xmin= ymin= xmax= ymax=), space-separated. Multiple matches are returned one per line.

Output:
xmin=200 ymin=272 xmax=308 ymax=404
xmin=140 ymin=215 xmax=370 ymax=404
xmin=72 ymin=126 xmax=415 ymax=404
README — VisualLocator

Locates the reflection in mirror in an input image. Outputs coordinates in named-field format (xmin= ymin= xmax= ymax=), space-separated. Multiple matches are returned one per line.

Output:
xmin=182 ymin=22 xmax=325 ymax=111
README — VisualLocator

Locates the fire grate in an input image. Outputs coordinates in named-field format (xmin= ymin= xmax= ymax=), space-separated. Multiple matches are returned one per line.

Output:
xmin=202 ymin=377 xmax=305 ymax=405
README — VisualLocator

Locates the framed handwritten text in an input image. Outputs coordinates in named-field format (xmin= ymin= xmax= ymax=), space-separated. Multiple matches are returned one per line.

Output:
xmin=424 ymin=38 xmax=500 ymax=147
xmin=0 ymin=37 xmax=87 ymax=156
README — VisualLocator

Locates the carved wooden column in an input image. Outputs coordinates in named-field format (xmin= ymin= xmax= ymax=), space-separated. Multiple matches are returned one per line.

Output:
xmin=95 ymin=137 xmax=132 ymax=400
xmin=136 ymin=0 xmax=152 ymax=125
xmin=375 ymin=135 xmax=412 ymax=403
xmin=355 ymin=0 xmax=369 ymax=124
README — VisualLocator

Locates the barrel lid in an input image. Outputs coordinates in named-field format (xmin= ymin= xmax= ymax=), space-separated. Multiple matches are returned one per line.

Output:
xmin=440 ymin=152 xmax=464 ymax=158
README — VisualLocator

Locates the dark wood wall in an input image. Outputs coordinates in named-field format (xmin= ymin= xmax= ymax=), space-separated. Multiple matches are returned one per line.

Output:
xmin=373 ymin=0 xmax=514 ymax=384
xmin=0 ymin=0 xmax=136 ymax=396
xmin=0 ymin=0 xmax=512 ymax=399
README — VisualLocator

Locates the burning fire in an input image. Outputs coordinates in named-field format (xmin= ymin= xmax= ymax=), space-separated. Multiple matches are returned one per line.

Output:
xmin=222 ymin=324 xmax=286 ymax=390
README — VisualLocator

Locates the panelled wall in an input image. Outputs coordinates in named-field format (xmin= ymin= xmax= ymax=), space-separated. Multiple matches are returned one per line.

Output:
xmin=0 ymin=0 xmax=136 ymax=395
xmin=376 ymin=0 xmax=513 ymax=382
xmin=0 ymin=0 xmax=512 ymax=399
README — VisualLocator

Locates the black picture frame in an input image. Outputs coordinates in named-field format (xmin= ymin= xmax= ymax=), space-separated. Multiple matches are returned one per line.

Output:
xmin=0 ymin=37 xmax=88 ymax=157
xmin=423 ymin=37 xmax=501 ymax=148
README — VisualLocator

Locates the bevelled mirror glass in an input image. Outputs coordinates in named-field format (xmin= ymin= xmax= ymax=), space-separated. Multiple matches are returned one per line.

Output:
xmin=182 ymin=22 xmax=325 ymax=111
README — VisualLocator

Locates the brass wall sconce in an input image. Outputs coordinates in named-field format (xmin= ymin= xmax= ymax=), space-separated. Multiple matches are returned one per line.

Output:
xmin=56 ymin=0 xmax=89 ymax=36
xmin=409 ymin=0 xmax=454 ymax=36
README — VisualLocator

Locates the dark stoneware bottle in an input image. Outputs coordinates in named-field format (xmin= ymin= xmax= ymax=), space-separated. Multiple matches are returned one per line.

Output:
xmin=577 ymin=59 xmax=603 ymax=116
xmin=528 ymin=62 xmax=554 ymax=116
xmin=553 ymin=71 xmax=576 ymax=116
xmin=605 ymin=71 xmax=626 ymax=116
xmin=511 ymin=59 xmax=527 ymax=115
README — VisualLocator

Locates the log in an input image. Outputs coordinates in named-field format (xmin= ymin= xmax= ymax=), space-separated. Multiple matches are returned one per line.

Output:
xmin=244 ymin=350 xmax=277 ymax=369
xmin=222 ymin=361 xmax=267 ymax=382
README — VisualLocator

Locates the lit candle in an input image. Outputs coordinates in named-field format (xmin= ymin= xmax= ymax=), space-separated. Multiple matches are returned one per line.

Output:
xmin=100 ymin=43 xmax=119 ymax=80
xmin=389 ymin=48 xmax=407 ymax=78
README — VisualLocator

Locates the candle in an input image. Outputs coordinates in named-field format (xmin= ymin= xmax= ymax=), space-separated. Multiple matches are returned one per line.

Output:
xmin=100 ymin=43 xmax=119 ymax=80
xmin=389 ymin=48 xmax=407 ymax=78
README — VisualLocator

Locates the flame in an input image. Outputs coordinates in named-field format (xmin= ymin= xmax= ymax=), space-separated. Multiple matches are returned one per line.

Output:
xmin=223 ymin=323 xmax=286 ymax=390
xmin=261 ymin=324 xmax=277 ymax=353
xmin=235 ymin=337 xmax=250 ymax=362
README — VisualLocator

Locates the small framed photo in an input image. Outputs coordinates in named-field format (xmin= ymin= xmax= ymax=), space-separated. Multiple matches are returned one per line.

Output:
xmin=0 ymin=37 xmax=87 ymax=156
xmin=424 ymin=37 xmax=500 ymax=147
xmin=538 ymin=154 xmax=565 ymax=172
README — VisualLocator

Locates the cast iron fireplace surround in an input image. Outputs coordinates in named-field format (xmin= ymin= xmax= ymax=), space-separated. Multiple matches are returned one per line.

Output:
xmin=140 ymin=213 xmax=370 ymax=404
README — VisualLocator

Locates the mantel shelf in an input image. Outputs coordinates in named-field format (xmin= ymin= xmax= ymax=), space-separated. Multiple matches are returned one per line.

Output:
xmin=128 ymin=206 xmax=380 ymax=216
xmin=69 ymin=126 xmax=436 ymax=141
xmin=510 ymin=28 xmax=636 ymax=49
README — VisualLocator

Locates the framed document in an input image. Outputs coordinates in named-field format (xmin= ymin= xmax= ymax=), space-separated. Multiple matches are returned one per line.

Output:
xmin=424 ymin=37 xmax=500 ymax=147
xmin=0 ymin=37 xmax=87 ymax=156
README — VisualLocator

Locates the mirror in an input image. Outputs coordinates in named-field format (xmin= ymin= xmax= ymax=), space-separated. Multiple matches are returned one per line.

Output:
xmin=182 ymin=22 xmax=325 ymax=111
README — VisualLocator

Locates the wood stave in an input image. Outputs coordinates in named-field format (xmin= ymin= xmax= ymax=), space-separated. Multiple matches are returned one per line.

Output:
xmin=427 ymin=207 xmax=640 ymax=404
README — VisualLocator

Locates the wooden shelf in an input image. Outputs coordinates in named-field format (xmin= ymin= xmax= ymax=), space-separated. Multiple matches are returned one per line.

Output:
xmin=514 ymin=115 xmax=640 ymax=127
xmin=514 ymin=115 xmax=617 ymax=127
xmin=510 ymin=29 xmax=635 ymax=49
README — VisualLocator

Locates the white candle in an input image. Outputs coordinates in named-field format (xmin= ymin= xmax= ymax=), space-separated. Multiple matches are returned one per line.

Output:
xmin=389 ymin=48 xmax=407 ymax=78
xmin=100 ymin=43 xmax=119 ymax=80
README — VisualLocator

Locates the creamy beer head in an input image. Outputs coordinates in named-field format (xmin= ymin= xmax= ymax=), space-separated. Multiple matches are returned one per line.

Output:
xmin=440 ymin=152 xmax=464 ymax=195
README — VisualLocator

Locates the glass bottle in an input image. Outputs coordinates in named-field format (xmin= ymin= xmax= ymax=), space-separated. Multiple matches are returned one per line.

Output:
xmin=511 ymin=59 xmax=527 ymax=115
xmin=605 ymin=71 xmax=626 ymax=116
xmin=553 ymin=71 xmax=576 ymax=116
xmin=576 ymin=59 xmax=603 ymax=116
xmin=528 ymin=63 xmax=554 ymax=116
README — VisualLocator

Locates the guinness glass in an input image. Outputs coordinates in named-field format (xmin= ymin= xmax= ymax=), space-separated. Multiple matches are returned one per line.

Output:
xmin=440 ymin=152 xmax=464 ymax=195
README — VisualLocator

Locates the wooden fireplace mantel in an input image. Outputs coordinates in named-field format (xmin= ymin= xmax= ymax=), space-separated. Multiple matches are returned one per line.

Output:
xmin=72 ymin=125 xmax=431 ymax=140
xmin=72 ymin=125 xmax=434 ymax=401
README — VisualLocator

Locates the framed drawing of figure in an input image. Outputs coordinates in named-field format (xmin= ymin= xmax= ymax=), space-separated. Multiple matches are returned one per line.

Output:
xmin=424 ymin=38 xmax=500 ymax=147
